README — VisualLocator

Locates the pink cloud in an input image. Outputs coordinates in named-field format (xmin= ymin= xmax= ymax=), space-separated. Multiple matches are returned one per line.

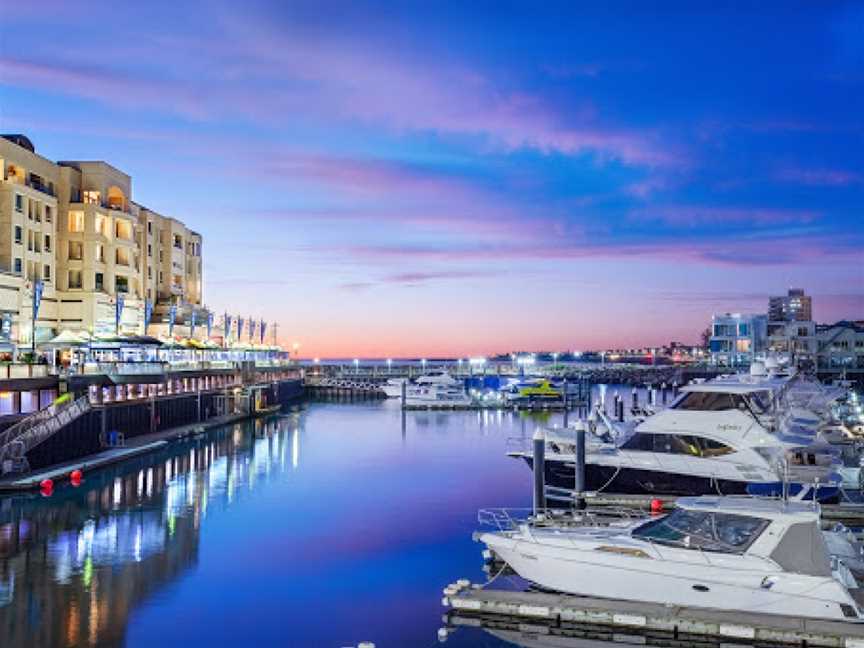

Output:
xmin=630 ymin=205 xmax=821 ymax=226
xmin=775 ymin=167 xmax=863 ymax=187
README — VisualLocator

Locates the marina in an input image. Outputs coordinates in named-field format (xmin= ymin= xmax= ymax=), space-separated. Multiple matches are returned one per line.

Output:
xmin=1 ymin=3 xmax=863 ymax=645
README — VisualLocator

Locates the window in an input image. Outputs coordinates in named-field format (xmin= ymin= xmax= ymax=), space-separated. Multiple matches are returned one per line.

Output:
xmin=632 ymin=509 xmax=768 ymax=554
xmin=159 ymin=250 xmax=163 ymax=262
xmin=738 ymin=323 xmax=750 ymax=336
xmin=27 ymin=231 xmax=33 ymax=251
xmin=116 ymin=248 xmax=130 ymax=266
xmin=44 ymin=264 xmax=51 ymax=281
xmin=173 ymin=234 xmax=183 ymax=249
xmin=147 ymin=220 xmax=152 ymax=234
xmin=68 ymin=241 xmax=84 ymax=261
xmin=736 ymin=339 xmax=751 ymax=353
xmin=622 ymin=433 xmax=734 ymax=457
xmin=147 ymin=243 xmax=152 ymax=257
xmin=68 ymin=270 xmax=83 ymax=289
xmin=68 ymin=211 xmax=85 ymax=232
xmin=673 ymin=391 xmax=748 ymax=412
xmin=14 ymin=194 xmax=23 ymax=212
xmin=45 ymin=206 xmax=52 ymax=223
xmin=147 ymin=267 xmax=152 ymax=279
xmin=33 ymin=237 xmax=41 ymax=253
xmin=94 ymin=214 xmax=110 ymax=237
xmin=798 ymin=327 xmax=809 ymax=337
xmin=116 ymin=275 xmax=129 ymax=293
xmin=44 ymin=234 xmax=51 ymax=252
xmin=14 ymin=226 xmax=22 ymax=244
xmin=83 ymin=190 xmax=100 ymax=205
xmin=115 ymin=220 xmax=132 ymax=240
xmin=94 ymin=244 xmax=104 ymax=263
xmin=95 ymin=272 xmax=104 ymax=291
xmin=159 ymin=271 xmax=163 ymax=283
xmin=13 ymin=258 xmax=22 ymax=274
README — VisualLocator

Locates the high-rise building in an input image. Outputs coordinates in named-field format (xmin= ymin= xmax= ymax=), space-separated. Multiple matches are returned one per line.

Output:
xmin=0 ymin=134 xmax=205 ymax=349
xmin=768 ymin=288 xmax=812 ymax=322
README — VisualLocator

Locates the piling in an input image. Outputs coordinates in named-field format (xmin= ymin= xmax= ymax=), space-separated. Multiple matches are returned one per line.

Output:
xmin=562 ymin=378 xmax=569 ymax=428
xmin=401 ymin=380 xmax=407 ymax=410
xmin=573 ymin=420 xmax=586 ymax=511
xmin=532 ymin=428 xmax=546 ymax=517
xmin=617 ymin=398 xmax=624 ymax=422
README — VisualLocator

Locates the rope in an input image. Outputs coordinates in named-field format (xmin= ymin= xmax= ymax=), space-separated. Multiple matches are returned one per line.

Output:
xmin=481 ymin=558 xmax=509 ymax=586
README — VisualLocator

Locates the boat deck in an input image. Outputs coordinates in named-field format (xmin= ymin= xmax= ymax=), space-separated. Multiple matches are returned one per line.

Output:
xmin=442 ymin=583 xmax=864 ymax=647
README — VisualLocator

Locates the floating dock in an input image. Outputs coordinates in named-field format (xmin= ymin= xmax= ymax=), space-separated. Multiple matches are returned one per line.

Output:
xmin=441 ymin=583 xmax=864 ymax=647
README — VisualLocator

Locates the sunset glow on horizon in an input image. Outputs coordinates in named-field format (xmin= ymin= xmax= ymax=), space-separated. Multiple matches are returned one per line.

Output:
xmin=2 ymin=1 xmax=862 ymax=358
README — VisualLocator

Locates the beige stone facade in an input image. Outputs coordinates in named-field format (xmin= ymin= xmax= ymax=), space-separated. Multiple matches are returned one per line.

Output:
xmin=0 ymin=134 xmax=204 ymax=351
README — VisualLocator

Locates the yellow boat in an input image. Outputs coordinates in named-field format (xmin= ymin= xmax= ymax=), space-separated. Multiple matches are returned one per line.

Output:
xmin=507 ymin=379 xmax=562 ymax=401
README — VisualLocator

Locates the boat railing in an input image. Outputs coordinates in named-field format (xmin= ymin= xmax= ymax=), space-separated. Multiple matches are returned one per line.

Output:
xmin=477 ymin=506 xmax=645 ymax=533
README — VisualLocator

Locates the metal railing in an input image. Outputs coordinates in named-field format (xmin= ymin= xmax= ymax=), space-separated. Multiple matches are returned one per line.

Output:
xmin=0 ymin=396 xmax=91 ymax=475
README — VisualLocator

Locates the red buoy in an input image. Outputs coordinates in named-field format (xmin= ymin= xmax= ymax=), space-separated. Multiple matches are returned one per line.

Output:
xmin=650 ymin=498 xmax=663 ymax=514
xmin=40 ymin=478 xmax=54 ymax=496
xmin=70 ymin=469 xmax=82 ymax=486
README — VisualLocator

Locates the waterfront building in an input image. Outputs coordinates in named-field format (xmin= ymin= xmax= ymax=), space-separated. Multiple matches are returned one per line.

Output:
xmin=708 ymin=313 xmax=767 ymax=366
xmin=0 ymin=134 xmax=207 ymax=350
xmin=815 ymin=321 xmax=864 ymax=373
xmin=768 ymin=288 xmax=812 ymax=322
xmin=766 ymin=320 xmax=817 ymax=363
xmin=0 ymin=135 xmax=60 ymax=352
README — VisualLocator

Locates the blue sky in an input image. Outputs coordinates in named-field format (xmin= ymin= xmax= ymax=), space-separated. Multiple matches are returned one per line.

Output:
xmin=1 ymin=1 xmax=862 ymax=356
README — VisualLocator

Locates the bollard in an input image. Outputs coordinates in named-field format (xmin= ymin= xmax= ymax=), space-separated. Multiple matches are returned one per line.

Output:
xmin=573 ymin=420 xmax=586 ymax=511
xmin=647 ymin=386 xmax=654 ymax=406
xmin=661 ymin=382 xmax=668 ymax=405
xmin=672 ymin=380 xmax=679 ymax=397
xmin=533 ymin=428 xmax=546 ymax=517
xmin=631 ymin=387 xmax=638 ymax=409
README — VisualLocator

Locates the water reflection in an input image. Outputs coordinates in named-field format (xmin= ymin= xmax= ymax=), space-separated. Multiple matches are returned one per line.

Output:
xmin=0 ymin=414 xmax=301 ymax=648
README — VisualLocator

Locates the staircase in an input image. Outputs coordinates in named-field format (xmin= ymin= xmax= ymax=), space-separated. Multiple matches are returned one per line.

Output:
xmin=0 ymin=396 xmax=91 ymax=476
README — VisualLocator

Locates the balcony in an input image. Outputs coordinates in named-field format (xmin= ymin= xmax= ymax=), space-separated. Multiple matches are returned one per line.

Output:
xmin=26 ymin=179 xmax=56 ymax=198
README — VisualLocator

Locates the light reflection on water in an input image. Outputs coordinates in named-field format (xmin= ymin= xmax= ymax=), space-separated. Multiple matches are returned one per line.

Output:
xmin=0 ymin=388 xmax=642 ymax=647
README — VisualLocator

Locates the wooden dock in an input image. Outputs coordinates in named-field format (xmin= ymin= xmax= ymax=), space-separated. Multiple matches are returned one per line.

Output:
xmin=441 ymin=583 xmax=864 ymax=647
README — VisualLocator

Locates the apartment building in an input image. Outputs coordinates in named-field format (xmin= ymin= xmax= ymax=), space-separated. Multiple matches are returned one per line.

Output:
xmin=708 ymin=313 xmax=768 ymax=366
xmin=0 ymin=134 xmax=205 ymax=351
xmin=768 ymin=288 xmax=812 ymax=322
xmin=0 ymin=135 xmax=59 ymax=350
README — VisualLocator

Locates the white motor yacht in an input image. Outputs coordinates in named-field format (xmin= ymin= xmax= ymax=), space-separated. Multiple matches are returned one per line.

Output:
xmin=478 ymin=496 xmax=864 ymax=621
xmin=510 ymin=366 xmax=844 ymax=501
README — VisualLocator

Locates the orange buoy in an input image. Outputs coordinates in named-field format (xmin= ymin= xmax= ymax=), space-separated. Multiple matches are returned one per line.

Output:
xmin=70 ymin=469 xmax=82 ymax=486
xmin=40 ymin=478 xmax=54 ymax=496
xmin=650 ymin=498 xmax=663 ymax=514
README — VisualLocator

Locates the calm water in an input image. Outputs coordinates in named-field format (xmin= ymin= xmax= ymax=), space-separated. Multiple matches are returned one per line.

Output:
xmin=0 ymin=390 xmax=643 ymax=648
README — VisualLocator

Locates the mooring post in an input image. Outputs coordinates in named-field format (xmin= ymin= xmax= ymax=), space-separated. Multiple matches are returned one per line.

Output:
xmin=532 ymin=428 xmax=546 ymax=518
xmin=574 ymin=420 xmax=586 ymax=511
xmin=562 ymin=378 xmax=569 ymax=427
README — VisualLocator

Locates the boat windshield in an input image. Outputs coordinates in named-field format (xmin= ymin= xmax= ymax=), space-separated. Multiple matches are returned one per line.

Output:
xmin=673 ymin=391 xmax=749 ymax=411
xmin=632 ymin=509 xmax=769 ymax=554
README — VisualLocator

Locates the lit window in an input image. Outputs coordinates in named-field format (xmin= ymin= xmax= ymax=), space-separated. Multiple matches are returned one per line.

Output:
xmin=68 ymin=211 xmax=85 ymax=233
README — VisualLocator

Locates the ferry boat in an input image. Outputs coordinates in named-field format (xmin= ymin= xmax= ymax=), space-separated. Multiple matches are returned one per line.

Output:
xmin=510 ymin=366 xmax=845 ymax=501
xmin=477 ymin=496 xmax=864 ymax=621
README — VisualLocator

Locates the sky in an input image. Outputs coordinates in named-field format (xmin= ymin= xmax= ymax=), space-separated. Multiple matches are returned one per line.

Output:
xmin=1 ymin=0 xmax=862 ymax=357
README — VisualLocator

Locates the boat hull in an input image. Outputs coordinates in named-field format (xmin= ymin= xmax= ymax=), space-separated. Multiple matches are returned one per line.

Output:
xmin=521 ymin=456 xmax=840 ymax=502
xmin=480 ymin=531 xmax=858 ymax=621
